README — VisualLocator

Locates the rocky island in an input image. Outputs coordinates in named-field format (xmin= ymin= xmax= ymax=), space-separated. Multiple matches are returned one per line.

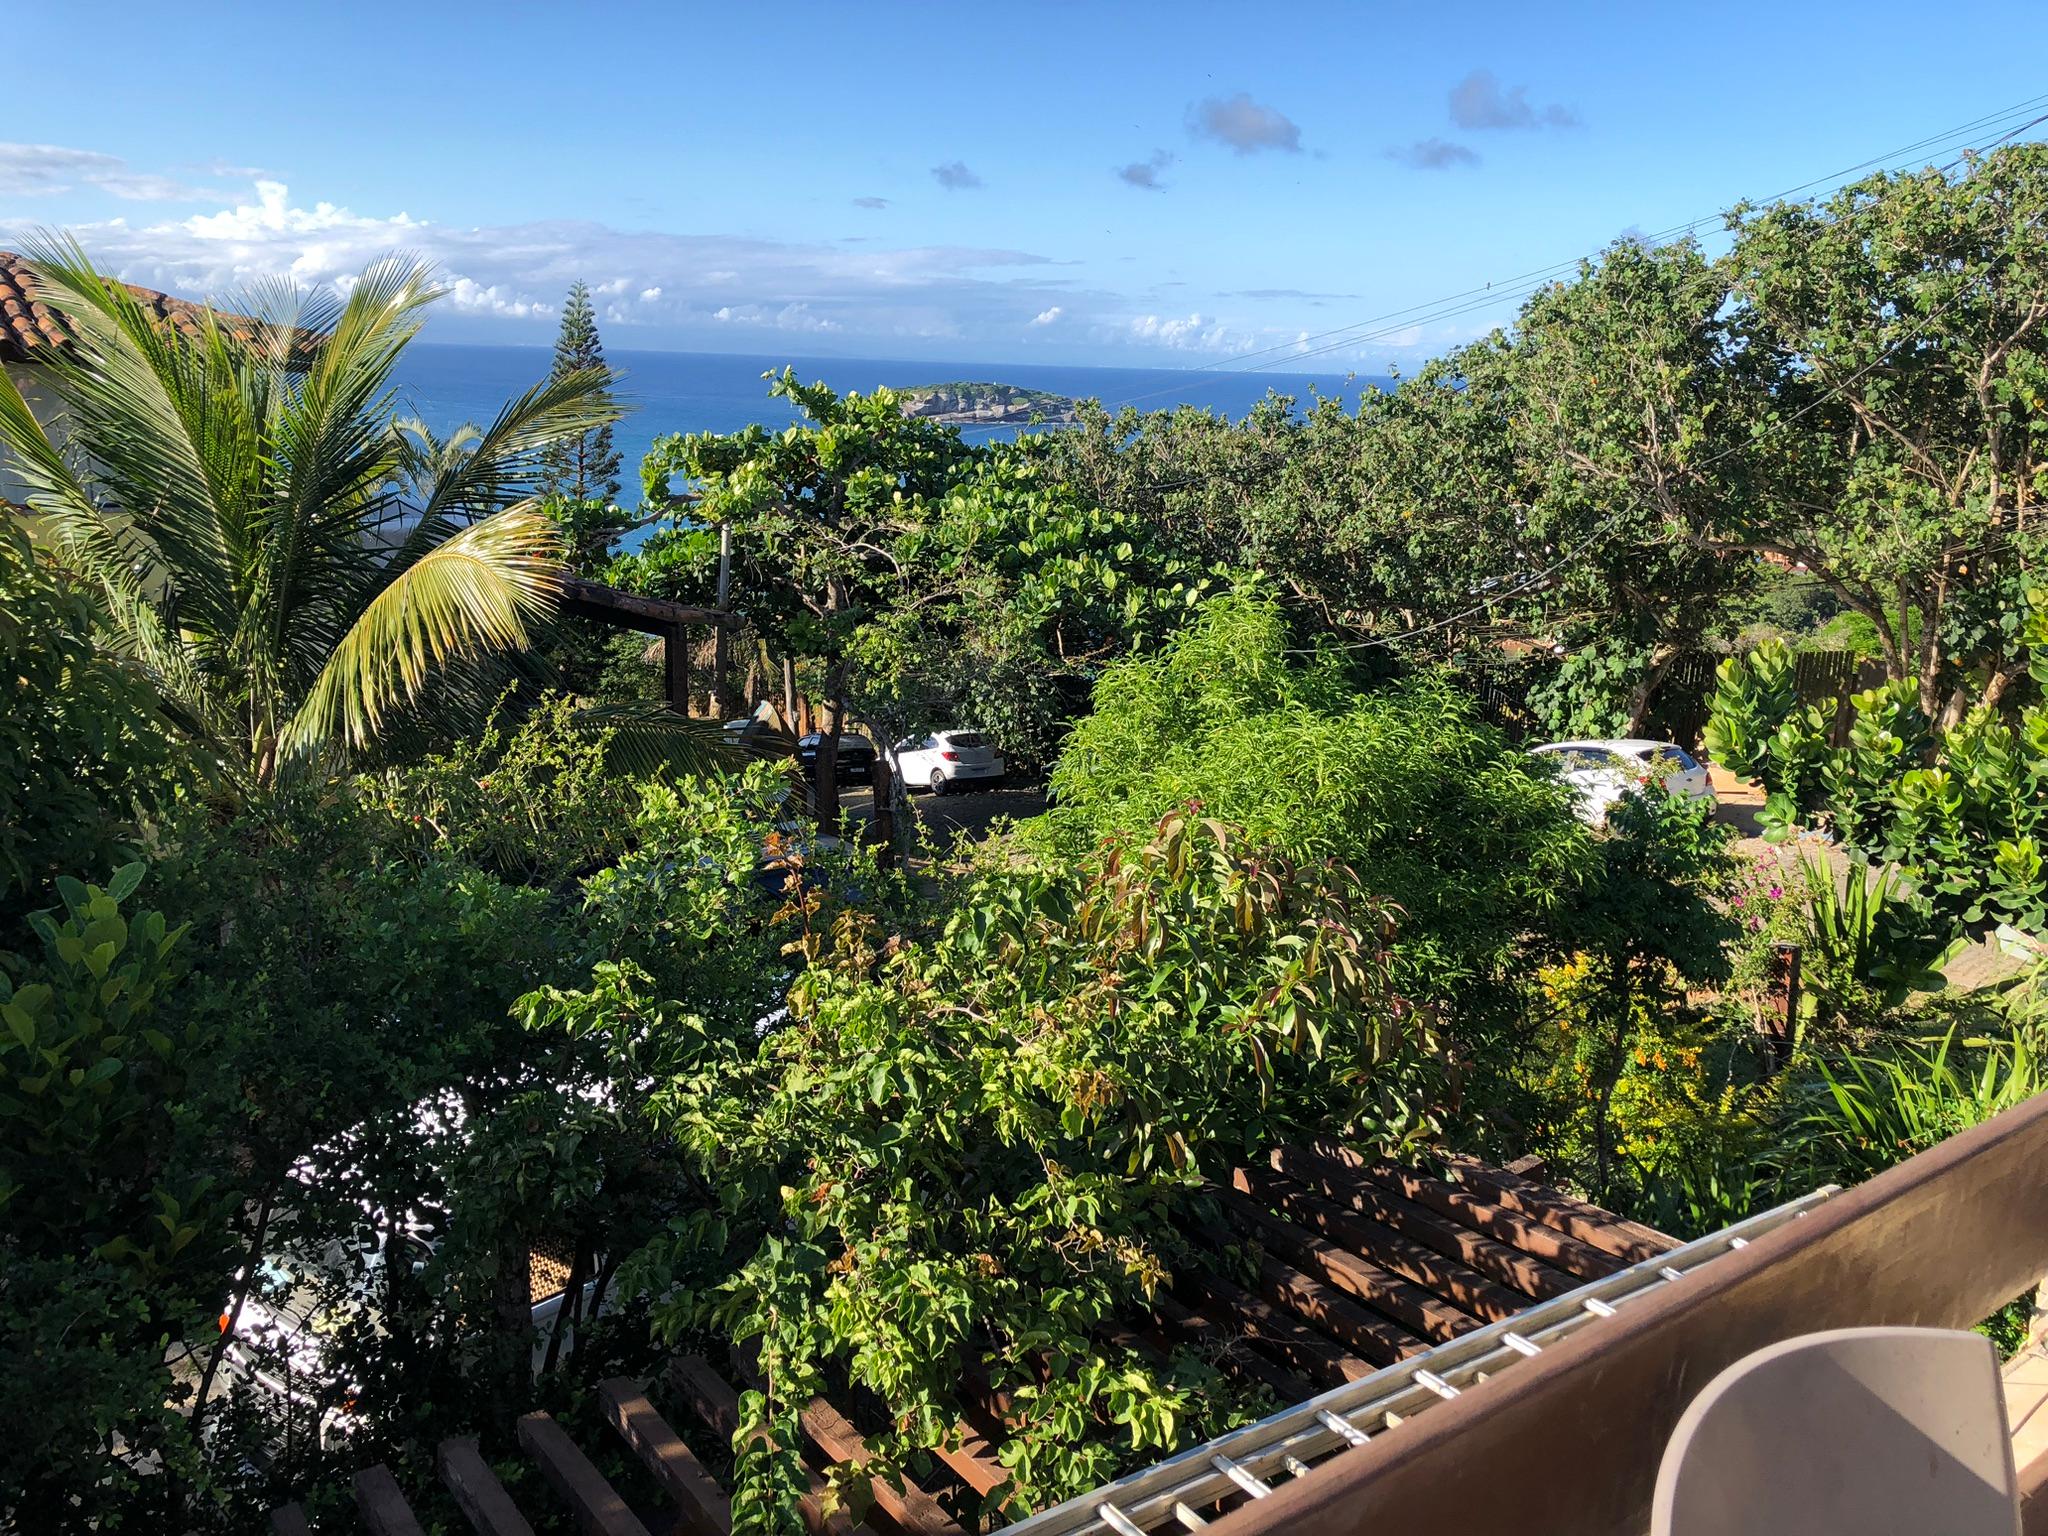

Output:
xmin=896 ymin=381 xmax=1078 ymax=426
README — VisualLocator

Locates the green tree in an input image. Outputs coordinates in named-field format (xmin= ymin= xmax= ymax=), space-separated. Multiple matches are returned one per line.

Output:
xmin=0 ymin=240 xmax=619 ymax=792
xmin=642 ymin=370 xmax=972 ymax=826
xmin=1716 ymin=144 xmax=2048 ymax=724
xmin=537 ymin=281 xmax=623 ymax=502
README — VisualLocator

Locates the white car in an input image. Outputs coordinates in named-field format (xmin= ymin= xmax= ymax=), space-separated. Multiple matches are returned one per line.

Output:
xmin=891 ymin=730 xmax=1006 ymax=794
xmin=1529 ymin=738 xmax=1717 ymax=827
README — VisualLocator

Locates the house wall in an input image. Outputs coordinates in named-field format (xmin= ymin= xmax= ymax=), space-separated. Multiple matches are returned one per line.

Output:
xmin=1 ymin=361 xmax=63 ymax=507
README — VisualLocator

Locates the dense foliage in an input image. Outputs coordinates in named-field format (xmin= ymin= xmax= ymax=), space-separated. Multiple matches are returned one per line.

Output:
xmin=7 ymin=137 xmax=2048 ymax=1533
xmin=529 ymin=805 xmax=1448 ymax=1523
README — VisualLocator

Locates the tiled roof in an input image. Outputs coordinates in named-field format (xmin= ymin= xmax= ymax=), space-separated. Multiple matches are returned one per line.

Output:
xmin=0 ymin=251 xmax=282 ymax=365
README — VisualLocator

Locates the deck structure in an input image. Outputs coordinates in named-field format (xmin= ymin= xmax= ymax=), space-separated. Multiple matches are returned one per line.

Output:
xmin=269 ymin=1143 xmax=1687 ymax=1534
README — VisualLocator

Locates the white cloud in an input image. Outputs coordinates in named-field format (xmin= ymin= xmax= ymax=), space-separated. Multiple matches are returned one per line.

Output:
xmin=0 ymin=142 xmax=210 ymax=201
xmin=5 ymin=177 xmax=1461 ymax=365
xmin=1448 ymin=70 xmax=1579 ymax=131
xmin=1126 ymin=312 xmax=1240 ymax=351
xmin=1187 ymin=94 xmax=1303 ymax=156
xmin=931 ymin=161 xmax=983 ymax=191
xmin=1387 ymin=138 xmax=1481 ymax=171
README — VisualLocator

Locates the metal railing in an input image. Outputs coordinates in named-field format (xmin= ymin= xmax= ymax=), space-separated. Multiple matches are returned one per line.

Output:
xmin=1009 ymin=1188 xmax=1837 ymax=1536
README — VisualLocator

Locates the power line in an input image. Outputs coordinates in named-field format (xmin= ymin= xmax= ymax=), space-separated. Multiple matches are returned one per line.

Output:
xmin=1289 ymin=203 xmax=2033 ymax=658
xmin=1101 ymin=92 xmax=2048 ymax=410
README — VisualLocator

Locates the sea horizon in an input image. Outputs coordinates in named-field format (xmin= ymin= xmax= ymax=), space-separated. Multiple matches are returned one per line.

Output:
xmin=393 ymin=340 xmax=1395 ymax=505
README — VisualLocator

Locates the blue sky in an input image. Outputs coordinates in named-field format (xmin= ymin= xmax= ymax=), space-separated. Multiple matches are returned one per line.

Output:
xmin=5 ymin=0 xmax=2046 ymax=368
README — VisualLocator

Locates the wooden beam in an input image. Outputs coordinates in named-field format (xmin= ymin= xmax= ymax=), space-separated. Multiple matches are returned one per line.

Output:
xmin=1270 ymin=1147 xmax=1575 ymax=1301
xmin=1216 ymin=1178 xmax=1477 ymax=1343
xmin=1252 ymin=1254 xmax=1429 ymax=1365
xmin=438 ymin=1437 xmax=537 ymax=1536
xmin=669 ymin=1356 xmax=856 ymax=1536
xmin=1235 ymin=1164 xmax=1527 ymax=1321
xmin=793 ymin=1394 xmax=968 ymax=1536
xmin=1207 ymin=1086 xmax=2048 ymax=1536
xmin=1433 ymin=1149 xmax=1675 ymax=1263
xmin=1176 ymin=1268 xmax=1373 ymax=1387
xmin=557 ymin=575 xmax=727 ymax=632
xmin=1302 ymin=1144 xmax=1625 ymax=1282
xmin=597 ymin=1378 xmax=732 ymax=1536
xmin=1151 ymin=1292 xmax=1315 ymax=1404
xmin=516 ymin=1411 xmax=652 ymax=1536
xmin=352 ymin=1466 xmax=429 ymax=1536
xmin=665 ymin=623 xmax=690 ymax=715
xmin=932 ymin=1409 xmax=1010 ymax=1501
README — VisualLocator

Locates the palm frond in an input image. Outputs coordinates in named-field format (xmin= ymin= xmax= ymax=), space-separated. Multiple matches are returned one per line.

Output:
xmin=281 ymin=504 xmax=565 ymax=759
xmin=569 ymin=701 xmax=752 ymax=780
xmin=398 ymin=365 xmax=625 ymax=541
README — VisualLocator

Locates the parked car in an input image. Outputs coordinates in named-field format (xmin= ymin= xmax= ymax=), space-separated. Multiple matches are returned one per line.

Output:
xmin=1529 ymin=738 xmax=1717 ymax=827
xmin=892 ymin=729 xmax=1006 ymax=794
xmin=795 ymin=732 xmax=877 ymax=784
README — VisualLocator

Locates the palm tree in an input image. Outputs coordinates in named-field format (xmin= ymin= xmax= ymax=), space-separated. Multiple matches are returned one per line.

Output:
xmin=0 ymin=239 xmax=619 ymax=790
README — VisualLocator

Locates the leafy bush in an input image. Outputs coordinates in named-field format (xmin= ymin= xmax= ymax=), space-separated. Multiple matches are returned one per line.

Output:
xmin=1791 ymin=1028 xmax=2045 ymax=1188
xmin=1038 ymin=594 xmax=1594 ymax=1020
xmin=0 ymin=519 xmax=180 ymax=933
xmin=1706 ymin=613 xmax=2048 ymax=934
xmin=527 ymin=810 xmax=1451 ymax=1526
xmin=0 ymin=866 xmax=229 ymax=1525
xmin=375 ymin=691 xmax=646 ymax=886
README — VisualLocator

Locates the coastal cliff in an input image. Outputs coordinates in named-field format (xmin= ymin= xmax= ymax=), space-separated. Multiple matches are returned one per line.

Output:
xmin=896 ymin=381 xmax=1077 ymax=425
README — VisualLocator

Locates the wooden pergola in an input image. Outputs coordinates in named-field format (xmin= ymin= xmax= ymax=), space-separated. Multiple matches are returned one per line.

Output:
xmin=267 ymin=1146 xmax=1679 ymax=1535
xmin=556 ymin=575 xmax=731 ymax=716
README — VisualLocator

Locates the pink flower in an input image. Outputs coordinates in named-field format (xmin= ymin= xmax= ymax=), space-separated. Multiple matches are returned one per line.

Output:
xmin=1768 ymin=885 xmax=1782 ymax=899
xmin=1731 ymin=894 xmax=1744 ymax=908
xmin=1749 ymin=915 xmax=1763 ymax=931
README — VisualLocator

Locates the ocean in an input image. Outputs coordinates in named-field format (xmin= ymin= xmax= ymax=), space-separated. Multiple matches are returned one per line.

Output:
xmin=390 ymin=342 xmax=1390 ymax=505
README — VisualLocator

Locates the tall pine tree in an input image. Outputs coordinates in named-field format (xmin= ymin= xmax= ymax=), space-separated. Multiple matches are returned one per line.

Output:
xmin=538 ymin=281 xmax=623 ymax=501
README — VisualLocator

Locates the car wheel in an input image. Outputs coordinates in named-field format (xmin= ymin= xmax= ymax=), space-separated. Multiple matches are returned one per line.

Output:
xmin=930 ymin=768 xmax=947 ymax=795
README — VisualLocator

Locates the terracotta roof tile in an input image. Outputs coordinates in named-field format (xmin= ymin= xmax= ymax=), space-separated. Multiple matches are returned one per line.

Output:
xmin=0 ymin=250 xmax=298 ymax=364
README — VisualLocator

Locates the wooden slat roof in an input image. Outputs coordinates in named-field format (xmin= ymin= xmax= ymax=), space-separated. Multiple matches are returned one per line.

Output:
xmin=272 ymin=1148 xmax=1670 ymax=1533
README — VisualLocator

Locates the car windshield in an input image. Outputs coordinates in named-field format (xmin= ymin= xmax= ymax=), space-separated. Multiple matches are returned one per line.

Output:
xmin=1547 ymin=747 xmax=1624 ymax=772
xmin=1634 ymin=745 xmax=1699 ymax=770
xmin=945 ymin=732 xmax=987 ymax=749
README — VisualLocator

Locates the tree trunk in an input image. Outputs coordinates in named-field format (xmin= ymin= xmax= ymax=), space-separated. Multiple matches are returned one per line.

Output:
xmin=815 ymin=662 xmax=849 ymax=834
xmin=1622 ymin=644 xmax=1682 ymax=737
xmin=189 ymin=1183 xmax=277 ymax=1445
xmin=871 ymin=748 xmax=897 ymax=871
xmin=782 ymin=654 xmax=798 ymax=733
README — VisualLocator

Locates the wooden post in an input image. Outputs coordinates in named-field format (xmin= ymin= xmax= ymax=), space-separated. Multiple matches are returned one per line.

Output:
xmin=665 ymin=623 xmax=689 ymax=716
xmin=871 ymin=748 xmax=897 ymax=871
xmin=1762 ymin=943 xmax=1801 ymax=1071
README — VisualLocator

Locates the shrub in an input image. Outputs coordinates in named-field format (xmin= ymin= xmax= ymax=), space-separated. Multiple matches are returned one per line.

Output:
xmin=0 ymin=866 xmax=229 ymax=1526
xmin=0 ymin=519 xmax=180 ymax=932
xmin=1038 ymin=595 xmax=1594 ymax=1022
xmin=375 ymin=691 xmax=647 ymax=886
xmin=526 ymin=810 xmax=1452 ymax=1526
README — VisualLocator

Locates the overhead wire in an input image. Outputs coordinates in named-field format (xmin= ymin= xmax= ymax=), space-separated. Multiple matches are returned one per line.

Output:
xmin=1286 ymin=109 xmax=2048 ymax=656
xmin=1098 ymin=92 xmax=2048 ymax=411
